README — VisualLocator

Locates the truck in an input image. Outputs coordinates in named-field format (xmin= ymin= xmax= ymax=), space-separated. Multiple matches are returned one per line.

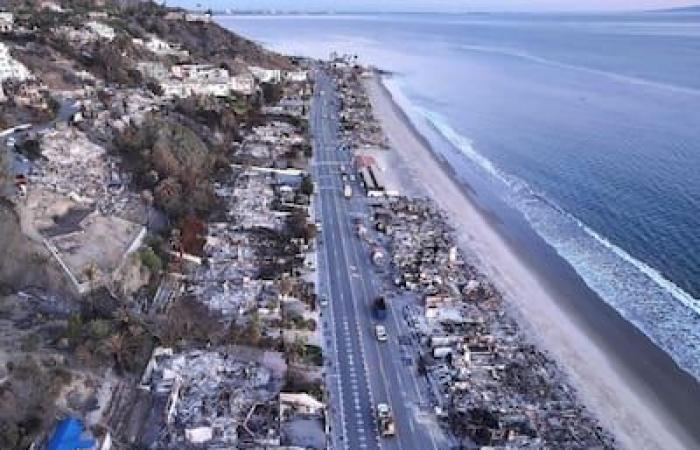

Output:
xmin=343 ymin=183 xmax=352 ymax=199
xmin=374 ymin=324 xmax=388 ymax=342
xmin=376 ymin=403 xmax=396 ymax=437
xmin=373 ymin=296 xmax=387 ymax=320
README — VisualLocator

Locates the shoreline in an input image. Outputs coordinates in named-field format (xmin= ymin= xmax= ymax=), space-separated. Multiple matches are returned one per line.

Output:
xmin=363 ymin=72 xmax=700 ymax=449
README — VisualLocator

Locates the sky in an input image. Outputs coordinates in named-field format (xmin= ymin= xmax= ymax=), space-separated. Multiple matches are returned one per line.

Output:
xmin=167 ymin=0 xmax=700 ymax=13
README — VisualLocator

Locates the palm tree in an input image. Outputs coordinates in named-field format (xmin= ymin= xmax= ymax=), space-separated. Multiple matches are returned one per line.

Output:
xmin=83 ymin=262 xmax=99 ymax=316
xmin=141 ymin=189 xmax=154 ymax=228
xmin=103 ymin=333 xmax=126 ymax=370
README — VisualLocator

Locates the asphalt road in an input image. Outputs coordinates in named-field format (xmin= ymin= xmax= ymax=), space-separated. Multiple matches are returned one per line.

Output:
xmin=312 ymin=69 xmax=449 ymax=450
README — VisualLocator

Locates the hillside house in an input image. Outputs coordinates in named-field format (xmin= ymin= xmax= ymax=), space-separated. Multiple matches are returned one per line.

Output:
xmin=0 ymin=43 xmax=32 ymax=82
xmin=231 ymin=72 xmax=256 ymax=95
xmin=250 ymin=66 xmax=283 ymax=84
xmin=85 ymin=21 xmax=115 ymax=41
xmin=0 ymin=12 xmax=14 ymax=33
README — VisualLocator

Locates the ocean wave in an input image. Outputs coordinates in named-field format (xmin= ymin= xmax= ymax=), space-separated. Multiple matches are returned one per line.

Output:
xmin=411 ymin=106 xmax=700 ymax=379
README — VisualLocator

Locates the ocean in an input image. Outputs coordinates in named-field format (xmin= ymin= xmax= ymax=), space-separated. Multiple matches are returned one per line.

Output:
xmin=217 ymin=12 xmax=700 ymax=380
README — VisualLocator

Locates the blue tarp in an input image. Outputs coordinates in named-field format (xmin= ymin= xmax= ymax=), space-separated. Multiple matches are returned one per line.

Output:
xmin=45 ymin=418 xmax=96 ymax=450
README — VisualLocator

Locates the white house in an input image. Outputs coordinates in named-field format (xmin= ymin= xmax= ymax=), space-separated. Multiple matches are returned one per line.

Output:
xmin=284 ymin=70 xmax=308 ymax=82
xmin=0 ymin=12 xmax=14 ymax=33
xmin=0 ymin=43 xmax=32 ymax=83
xmin=161 ymin=81 xmax=192 ymax=99
xmin=185 ymin=13 xmax=212 ymax=23
xmin=139 ymin=35 xmax=189 ymax=58
xmin=164 ymin=11 xmax=186 ymax=21
xmin=87 ymin=11 xmax=109 ymax=19
xmin=39 ymin=1 xmax=63 ymax=11
xmin=85 ymin=21 xmax=115 ymax=41
xmin=159 ymin=64 xmax=259 ymax=99
xmin=191 ymin=81 xmax=231 ymax=97
xmin=161 ymin=79 xmax=232 ymax=99
xmin=136 ymin=61 xmax=169 ymax=80
xmin=171 ymin=64 xmax=228 ymax=81
xmin=230 ymin=72 xmax=255 ymax=95
xmin=250 ymin=66 xmax=282 ymax=84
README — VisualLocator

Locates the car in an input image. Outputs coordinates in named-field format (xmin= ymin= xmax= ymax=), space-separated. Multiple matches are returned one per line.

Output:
xmin=375 ymin=325 xmax=388 ymax=342
xmin=319 ymin=297 xmax=329 ymax=307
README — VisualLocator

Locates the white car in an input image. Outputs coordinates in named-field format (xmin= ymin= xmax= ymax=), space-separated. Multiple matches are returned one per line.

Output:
xmin=375 ymin=325 xmax=388 ymax=342
xmin=319 ymin=297 xmax=329 ymax=307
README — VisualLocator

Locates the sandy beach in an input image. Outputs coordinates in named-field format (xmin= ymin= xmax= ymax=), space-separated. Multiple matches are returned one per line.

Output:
xmin=363 ymin=73 xmax=700 ymax=450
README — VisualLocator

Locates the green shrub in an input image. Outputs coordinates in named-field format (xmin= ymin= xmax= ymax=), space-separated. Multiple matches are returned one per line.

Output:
xmin=139 ymin=247 xmax=163 ymax=272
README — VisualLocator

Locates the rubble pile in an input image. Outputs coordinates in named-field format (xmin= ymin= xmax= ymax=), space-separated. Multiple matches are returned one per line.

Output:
xmin=376 ymin=196 xmax=615 ymax=449
xmin=233 ymin=118 xmax=309 ymax=168
xmin=378 ymin=197 xmax=470 ymax=296
xmin=188 ymin=165 xmax=307 ymax=317
xmin=226 ymin=170 xmax=282 ymax=230
xmin=34 ymin=127 xmax=141 ymax=217
xmin=140 ymin=348 xmax=281 ymax=448
xmin=329 ymin=55 xmax=387 ymax=149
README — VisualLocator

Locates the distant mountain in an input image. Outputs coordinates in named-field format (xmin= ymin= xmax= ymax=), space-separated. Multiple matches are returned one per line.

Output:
xmin=654 ymin=5 xmax=700 ymax=12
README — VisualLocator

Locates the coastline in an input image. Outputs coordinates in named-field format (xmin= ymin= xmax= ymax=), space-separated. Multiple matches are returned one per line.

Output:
xmin=363 ymin=72 xmax=700 ymax=449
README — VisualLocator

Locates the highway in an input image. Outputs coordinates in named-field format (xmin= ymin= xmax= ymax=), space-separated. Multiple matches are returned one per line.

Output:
xmin=312 ymin=68 xmax=450 ymax=450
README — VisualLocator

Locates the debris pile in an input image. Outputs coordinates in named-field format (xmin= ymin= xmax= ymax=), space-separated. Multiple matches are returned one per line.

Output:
xmin=139 ymin=347 xmax=283 ymax=448
xmin=374 ymin=196 xmax=615 ymax=448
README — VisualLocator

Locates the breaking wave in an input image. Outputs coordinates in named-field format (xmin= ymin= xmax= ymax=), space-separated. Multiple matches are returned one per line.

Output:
xmin=408 ymin=104 xmax=700 ymax=380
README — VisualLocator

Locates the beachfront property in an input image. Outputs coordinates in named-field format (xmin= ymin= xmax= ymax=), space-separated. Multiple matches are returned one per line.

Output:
xmin=321 ymin=58 xmax=616 ymax=448
xmin=368 ymin=195 xmax=613 ymax=447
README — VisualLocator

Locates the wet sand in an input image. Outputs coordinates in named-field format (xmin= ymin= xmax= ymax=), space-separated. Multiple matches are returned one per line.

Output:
xmin=363 ymin=72 xmax=700 ymax=450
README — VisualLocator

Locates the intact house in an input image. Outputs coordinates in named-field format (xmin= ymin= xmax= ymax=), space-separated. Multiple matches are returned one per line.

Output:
xmin=133 ymin=34 xmax=189 ymax=59
xmin=250 ymin=66 xmax=283 ymax=84
xmin=85 ymin=21 xmax=116 ymax=41
xmin=154 ymin=63 xmax=258 ymax=99
xmin=284 ymin=70 xmax=308 ymax=83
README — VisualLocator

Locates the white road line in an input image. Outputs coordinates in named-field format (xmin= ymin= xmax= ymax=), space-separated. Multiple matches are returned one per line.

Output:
xmin=313 ymin=92 xmax=348 ymax=450
xmin=336 ymin=149 xmax=440 ymax=450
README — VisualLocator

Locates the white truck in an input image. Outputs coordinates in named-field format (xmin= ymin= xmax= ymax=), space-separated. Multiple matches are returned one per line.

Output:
xmin=376 ymin=403 xmax=396 ymax=437
xmin=375 ymin=324 xmax=388 ymax=342
xmin=343 ymin=183 xmax=352 ymax=199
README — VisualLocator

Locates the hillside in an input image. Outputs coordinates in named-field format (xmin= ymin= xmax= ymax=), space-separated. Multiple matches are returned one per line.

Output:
xmin=131 ymin=11 xmax=293 ymax=69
